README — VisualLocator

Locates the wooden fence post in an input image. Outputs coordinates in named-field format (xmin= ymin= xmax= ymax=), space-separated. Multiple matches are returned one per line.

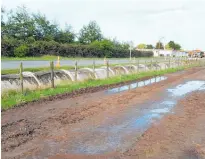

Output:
xmin=186 ymin=56 xmax=188 ymax=66
xmin=75 ymin=61 xmax=78 ymax=82
xmin=106 ymin=60 xmax=109 ymax=78
xmin=50 ymin=61 xmax=54 ymax=88
xmin=169 ymin=57 xmax=171 ymax=69
xmin=155 ymin=59 xmax=158 ymax=71
xmin=20 ymin=62 xmax=23 ymax=93
xmin=178 ymin=57 xmax=180 ymax=68
xmin=177 ymin=58 xmax=180 ymax=68
xmin=179 ymin=57 xmax=181 ymax=68
xmin=93 ymin=60 xmax=95 ymax=78
xmin=144 ymin=60 xmax=147 ymax=72
xmin=93 ymin=60 xmax=95 ymax=72
xmin=158 ymin=59 xmax=161 ymax=71
xmin=180 ymin=57 xmax=182 ymax=67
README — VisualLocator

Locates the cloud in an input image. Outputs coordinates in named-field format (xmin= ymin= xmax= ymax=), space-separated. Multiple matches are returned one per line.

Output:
xmin=2 ymin=0 xmax=205 ymax=50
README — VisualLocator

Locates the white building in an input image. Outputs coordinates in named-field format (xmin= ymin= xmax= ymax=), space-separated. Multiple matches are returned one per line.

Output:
xmin=172 ymin=51 xmax=188 ymax=57
xmin=153 ymin=49 xmax=172 ymax=57
xmin=136 ymin=49 xmax=188 ymax=57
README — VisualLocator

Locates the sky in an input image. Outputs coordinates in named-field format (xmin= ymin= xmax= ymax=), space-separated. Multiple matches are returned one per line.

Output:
xmin=2 ymin=0 xmax=205 ymax=50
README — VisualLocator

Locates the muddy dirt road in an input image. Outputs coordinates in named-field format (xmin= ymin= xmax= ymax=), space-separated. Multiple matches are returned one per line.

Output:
xmin=2 ymin=67 xmax=205 ymax=159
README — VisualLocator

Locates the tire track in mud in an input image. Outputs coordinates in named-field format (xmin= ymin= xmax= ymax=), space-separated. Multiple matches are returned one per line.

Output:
xmin=2 ymin=119 xmax=39 ymax=152
xmin=121 ymin=92 xmax=205 ymax=159
xmin=1 ymin=67 xmax=205 ymax=159
xmin=1 ymin=88 xmax=145 ymax=153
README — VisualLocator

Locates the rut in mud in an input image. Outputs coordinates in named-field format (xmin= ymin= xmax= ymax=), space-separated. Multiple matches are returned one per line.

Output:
xmin=1 ymin=67 xmax=205 ymax=159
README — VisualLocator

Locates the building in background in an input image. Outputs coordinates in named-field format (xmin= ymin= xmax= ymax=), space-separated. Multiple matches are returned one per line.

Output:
xmin=136 ymin=49 xmax=189 ymax=57
xmin=172 ymin=50 xmax=188 ymax=57
xmin=188 ymin=50 xmax=204 ymax=57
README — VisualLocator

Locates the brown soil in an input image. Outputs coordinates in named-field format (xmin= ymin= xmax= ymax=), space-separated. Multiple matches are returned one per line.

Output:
xmin=2 ymin=67 xmax=205 ymax=159
xmin=122 ymin=92 xmax=205 ymax=159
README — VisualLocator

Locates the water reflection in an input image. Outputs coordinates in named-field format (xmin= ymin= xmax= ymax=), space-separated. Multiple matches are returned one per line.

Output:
xmin=106 ymin=76 xmax=167 ymax=94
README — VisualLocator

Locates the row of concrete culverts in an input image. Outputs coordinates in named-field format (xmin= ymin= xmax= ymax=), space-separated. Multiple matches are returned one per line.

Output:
xmin=1 ymin=62 xmax=177 ymax=93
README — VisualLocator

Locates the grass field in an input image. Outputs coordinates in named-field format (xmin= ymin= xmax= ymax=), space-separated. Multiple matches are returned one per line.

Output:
xmin=2 ymin=61 xmax=157 ymax=75
xmin=1 ymin=55 xmax=154 ymax=61
xmin=1 ymin=63 xmax=131 ymax=75
xmin=1 ymin=55 xmax=170 ymax=75
xmin=1 ymin=55 xmax=99 ymax=61
xmin=1 ymin=67 xmax=185 ymax=110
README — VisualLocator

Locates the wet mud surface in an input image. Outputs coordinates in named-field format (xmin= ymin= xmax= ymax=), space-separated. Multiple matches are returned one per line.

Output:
xmin=2 ymin=67 xmax=205 ymax=159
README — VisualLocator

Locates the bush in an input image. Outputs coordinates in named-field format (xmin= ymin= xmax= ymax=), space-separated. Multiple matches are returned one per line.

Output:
xmin=14 ymin=44 xmax=29 ymax=57
xmin=3 ymin=39 xmax=153 ymax=58
xmin=1 ymin=36 xmax=23 ymax=57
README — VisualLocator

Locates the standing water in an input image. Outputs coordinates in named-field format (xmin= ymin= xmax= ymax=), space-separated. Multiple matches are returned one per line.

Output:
xmin=106 ymin=76 xmax=167 ymax=94
xmin=65 ymin=80 xmax=205 ymax=154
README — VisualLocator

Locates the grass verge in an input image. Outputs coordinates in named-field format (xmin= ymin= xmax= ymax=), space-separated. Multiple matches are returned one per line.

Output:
xmin=1 ymin=55 xmax=102 ymax=61
xmin=1 ymin=66 xmax=186 ymax=110
xmin=2 ymin=62 xmax=153 ymax=75
xmin=1 ymin=55 xmax=155 ymax=61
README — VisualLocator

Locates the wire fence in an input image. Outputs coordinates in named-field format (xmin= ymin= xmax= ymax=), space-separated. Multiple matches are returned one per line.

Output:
xmin=3 ymin=57 xmax=205 ymax=94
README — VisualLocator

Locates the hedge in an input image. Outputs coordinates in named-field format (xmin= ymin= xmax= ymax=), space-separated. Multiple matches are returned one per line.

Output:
xmin=1 ymin=40 xmax=153 ymax=58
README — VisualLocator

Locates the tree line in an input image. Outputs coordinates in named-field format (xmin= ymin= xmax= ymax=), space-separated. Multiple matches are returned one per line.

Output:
xmin=137 ymin=41 xmax=182 ymax=50
xmin=1 ymin=6 xmax=153 ymax=58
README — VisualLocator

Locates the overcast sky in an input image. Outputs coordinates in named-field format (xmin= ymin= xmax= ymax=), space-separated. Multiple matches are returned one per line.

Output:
xmin=2 ymin=0 xmax=205 ymax=50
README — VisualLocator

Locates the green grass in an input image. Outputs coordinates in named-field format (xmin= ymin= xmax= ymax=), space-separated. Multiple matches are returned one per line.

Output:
xmin=1 ymin=67 xmax=185 ymax=110
xmin=2 ymin=55 xmax=153 ymax=61
xmin=1 ymin=55 xmax=97 ymax=61
xmin=1 ymin=57 xmax=167 ymax=75
xmin=1 ymin=62 xmax=143 ymax=75
xmin=1 ymin=66 xmax=75 ymax=75
xmin=1 ymin=55 xmax=165 ymax=62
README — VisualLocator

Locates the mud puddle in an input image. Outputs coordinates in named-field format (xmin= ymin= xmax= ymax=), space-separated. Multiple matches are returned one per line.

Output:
xmin=106 ymin=76 xmax=167 ymax=94
xmin=32 ymin=81 xmax=205 ymax=157
xmin=65 ymin=80 xmax=205 ymax=154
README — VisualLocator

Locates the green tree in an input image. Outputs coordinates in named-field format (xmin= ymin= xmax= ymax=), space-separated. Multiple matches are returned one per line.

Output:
xmin=90 ymin=39 xmax=114 ymax=57
xmin=14 ymin=44 xmax=29 ymax=57
xmin=137 ymin=43 xmax=146 ymax=49
xmin=167 ymin=41 xmax=181 ymax=50
xmin=1 ymin=6 xmax=156 ymax=58
xmin=146 ymin=44 xmax=154 ymax=49
xmin=33 ymin=12 xmax=59 ymax=41
xmin=1 ymin=7 xmax=6 ymax=38
xmin=6 ymin=6 xmax=35 ymax=40
xmin=168 ymin=41 xmax=175 ymax=49
xmin=78 ymin=21 xmax=103 ymax=44
xmin=174 ymin=43 xmax=181 ymax=50
xmin=155 ymin=42 xmax=164 ymax=49
xmin=112 ymin=39 xmax=129 ymax=49
xmin=54 ymin=24 xmax=75 ymax=43
xmin=165 ymin=43 xmax=171 ymax=50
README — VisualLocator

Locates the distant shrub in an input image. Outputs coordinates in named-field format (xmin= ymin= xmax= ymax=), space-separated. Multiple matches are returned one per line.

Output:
xmin=14 ymin=44 xmax=29 ymax=57
xmin=1 ymin=36 xmax=22 ymax=57
xmin=3 ymin=40 xmax=153 ymax=58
